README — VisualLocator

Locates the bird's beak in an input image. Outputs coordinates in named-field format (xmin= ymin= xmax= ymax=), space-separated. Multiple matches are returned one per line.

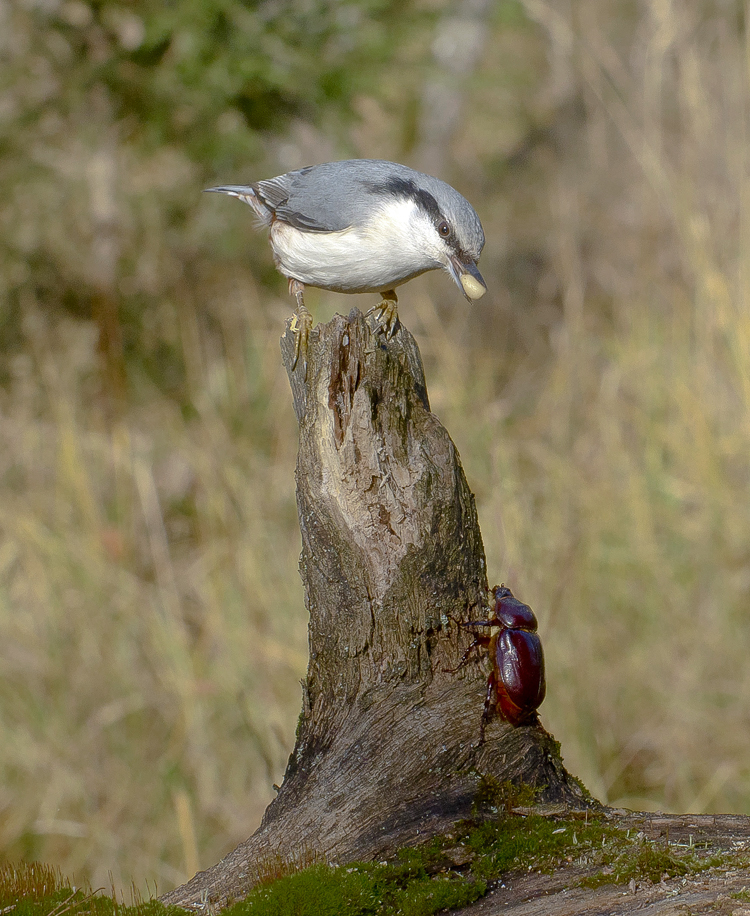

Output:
xmin=448 ymin=254 xmax=487 ymax=301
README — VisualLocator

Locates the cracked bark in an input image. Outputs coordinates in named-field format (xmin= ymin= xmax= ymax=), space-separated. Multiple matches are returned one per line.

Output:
xmin=161 ymin=309 xmax=586 ymax=911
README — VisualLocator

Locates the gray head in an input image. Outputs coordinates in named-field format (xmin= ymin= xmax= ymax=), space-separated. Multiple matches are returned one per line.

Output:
xmin=354 ymin=161 xmax=486 ymax=298
xmin=207 ymin=159 xmax=487 ymax=300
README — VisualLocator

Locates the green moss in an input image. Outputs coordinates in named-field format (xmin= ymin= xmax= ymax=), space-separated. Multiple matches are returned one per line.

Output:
xmin=224 ymin=861 xmax=484 ymax=916
xmin=0 ymin=862 xmax=187 ymax=916
xmin=4 ymin=814 xmax=739 ymax=916
xmin=578 ymin=837 xmax=732 ymax=889
xmin=464 ymin=813 xmax=617 ymax=881
xmin=579 ymin=844 xmax=691 ymax=888
xmin=472 ymin=776 xmax=542 ymax=815
xmin=609 ymin=844 xmax=690 ymax=883
xmin=5 ymin=888 xmax=183 ymax=916
xmin=224 ymin=864 xmax=377 ymax=916
xmin=224 ymin=811 xmax=618 ymax=914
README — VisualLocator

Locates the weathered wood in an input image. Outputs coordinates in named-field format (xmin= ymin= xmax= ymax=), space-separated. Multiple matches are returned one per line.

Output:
xmin=162 ymin=309 xmax=587 ymax=911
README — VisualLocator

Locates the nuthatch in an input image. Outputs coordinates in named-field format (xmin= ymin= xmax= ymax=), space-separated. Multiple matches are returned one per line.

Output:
xmin=207 ymin=159 xmax=486 ymax=371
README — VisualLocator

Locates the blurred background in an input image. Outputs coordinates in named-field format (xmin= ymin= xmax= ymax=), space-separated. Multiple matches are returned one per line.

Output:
xmin=2 ymin=0 xmax=750 ymax=897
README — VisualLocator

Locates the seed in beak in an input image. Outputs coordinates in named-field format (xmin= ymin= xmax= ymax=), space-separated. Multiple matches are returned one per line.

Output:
xmin=460 ymin=272 xmax=487 ymax=300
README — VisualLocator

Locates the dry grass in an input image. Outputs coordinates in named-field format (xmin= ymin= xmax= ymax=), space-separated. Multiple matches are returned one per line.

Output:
xmin=0 ymin=300 xmax=307 ymax=892
xmin=2 ymin=0 xmax=750 ymax=899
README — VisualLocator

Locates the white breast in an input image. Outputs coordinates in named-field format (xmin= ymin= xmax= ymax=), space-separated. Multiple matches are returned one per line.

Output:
xmin=269 ymin=199 xmax=444 ymax=294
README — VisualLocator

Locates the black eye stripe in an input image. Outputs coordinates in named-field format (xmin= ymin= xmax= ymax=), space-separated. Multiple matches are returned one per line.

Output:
xmin=366 ymin=176 xmax=461 ymax=247
xmin=367 ymin=177 xmax=444 ymax=223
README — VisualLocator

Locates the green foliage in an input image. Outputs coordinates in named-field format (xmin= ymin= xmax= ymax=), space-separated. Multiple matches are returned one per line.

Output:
xmin=1 ymin=0 xmax=417 ymax=159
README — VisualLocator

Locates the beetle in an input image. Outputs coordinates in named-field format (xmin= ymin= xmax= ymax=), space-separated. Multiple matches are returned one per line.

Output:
xmin=450 ymin=584 xmax=546 ymax=740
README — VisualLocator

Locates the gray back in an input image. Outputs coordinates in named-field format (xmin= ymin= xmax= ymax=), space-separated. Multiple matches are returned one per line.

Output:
xmin=256 ymin=160 xmax=484 ymax=257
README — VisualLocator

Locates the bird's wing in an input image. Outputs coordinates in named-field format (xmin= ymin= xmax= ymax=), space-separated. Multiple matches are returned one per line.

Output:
xmin=254 ymin=173 xmax=332 ymax=232
xmin=256 ymin=166 xmax=360 ymax=233
xmin=253 ymin=174 xmax=294 ymax=211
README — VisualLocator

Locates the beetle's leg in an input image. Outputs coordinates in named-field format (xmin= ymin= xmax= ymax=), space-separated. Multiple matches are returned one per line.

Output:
xmin=444 ymin=616 xmax=494 ymax=674
xmin=446 ymin=615 xmax=497 ymax=632
xmin=444 ymin=615 xmax=493 ymax=674
xmin=444 ymin=636 xmax=484 ymax=674
xmin=478 ymin=669 xmax=498 ymax=746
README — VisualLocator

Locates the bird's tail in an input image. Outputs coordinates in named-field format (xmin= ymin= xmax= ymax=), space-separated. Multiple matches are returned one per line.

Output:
xmin=204 ymin=185 xmax=272 ymax=227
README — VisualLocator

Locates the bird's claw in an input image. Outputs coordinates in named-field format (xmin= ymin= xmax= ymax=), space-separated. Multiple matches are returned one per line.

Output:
xmin=367 ymin=290 xmax=399 ymax=340
xmin=288 ymin=279 xmax=313 ymax=376
xmin=290 ymin=304 xmax=313 ymax=375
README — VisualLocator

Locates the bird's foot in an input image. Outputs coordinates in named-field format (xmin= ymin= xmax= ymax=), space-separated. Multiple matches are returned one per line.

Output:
xmin=290 ymin=306 xmax=312 ymax=373
xmin=367 ymin=290 xmax=399 ymax=340
xmin=289 ymin=279 xmax=313 ymax=375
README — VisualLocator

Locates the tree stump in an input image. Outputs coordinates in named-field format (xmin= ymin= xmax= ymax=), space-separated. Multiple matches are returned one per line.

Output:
xmin=162 ymin=310 xmax=587 ymax=910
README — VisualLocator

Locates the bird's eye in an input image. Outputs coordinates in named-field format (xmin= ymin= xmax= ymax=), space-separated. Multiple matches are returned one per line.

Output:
xmin=437 ymin=220 xmax=451 ymax=237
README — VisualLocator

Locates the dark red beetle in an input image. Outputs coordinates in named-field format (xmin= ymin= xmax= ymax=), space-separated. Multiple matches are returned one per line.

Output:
xmin=451 ymin=584 xmax=546 ymax=739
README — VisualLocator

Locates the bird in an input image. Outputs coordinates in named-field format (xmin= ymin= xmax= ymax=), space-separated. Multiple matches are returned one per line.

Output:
xmin=206 ymin=159 xmax=487 ymax=372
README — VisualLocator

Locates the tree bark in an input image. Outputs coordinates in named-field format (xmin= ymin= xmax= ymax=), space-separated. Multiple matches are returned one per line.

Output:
xmin=162 ymin=309 xmax=587 ymax=910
